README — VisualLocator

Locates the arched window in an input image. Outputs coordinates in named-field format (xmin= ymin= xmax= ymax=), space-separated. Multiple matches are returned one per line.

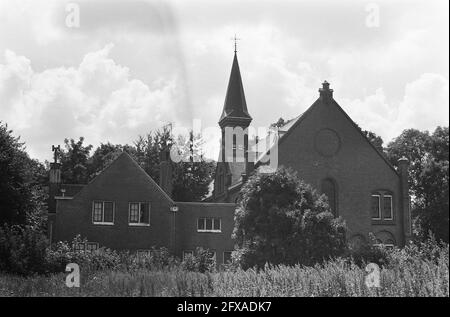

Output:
xmin=321 ymin=178 xmax=337 ymax=216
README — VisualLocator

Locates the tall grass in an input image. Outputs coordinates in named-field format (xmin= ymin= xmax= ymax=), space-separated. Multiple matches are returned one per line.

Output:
xmin=1 ymin=252 xmax=448 ymax=297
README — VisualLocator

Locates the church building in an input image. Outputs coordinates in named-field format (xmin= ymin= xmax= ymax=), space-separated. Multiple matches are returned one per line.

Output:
xmin=48 ymin=50 xmax=412 ymax=264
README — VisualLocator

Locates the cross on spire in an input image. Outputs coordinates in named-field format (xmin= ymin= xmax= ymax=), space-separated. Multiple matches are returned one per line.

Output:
xmin=232 ymin=34 xmax=240 ymax=53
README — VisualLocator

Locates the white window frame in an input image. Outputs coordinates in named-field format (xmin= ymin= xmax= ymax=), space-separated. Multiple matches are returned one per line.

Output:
xmin=86 ymin=242 xmax=99 ymax=252
xmin=137 ymin=250 xmax=151 ymax=257
xmin=383 ymin=194 xmax=393 ymax=220
xmin=182 ymin=250 xmax=194 ymax=261
xmin=128 ymin=202 xmax=151 ymax=226
xmin=92 ymin=201 xmax=115 ymax=225
xmin=197 ymin=217 xmax=221 ymax=233
xmin=371 ymin=194 xmax=381 ymax=220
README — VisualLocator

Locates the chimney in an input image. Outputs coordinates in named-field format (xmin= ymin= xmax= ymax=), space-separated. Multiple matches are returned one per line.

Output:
xmin=398 ymin=157 xmax=411 ymax=245
xmin=159 ymin=147 xmax=173 ymax=197
xmin=48 ymin=145 xmax=62 ymax=213
xmin=319 ymin=81 xmax=333 ymax=100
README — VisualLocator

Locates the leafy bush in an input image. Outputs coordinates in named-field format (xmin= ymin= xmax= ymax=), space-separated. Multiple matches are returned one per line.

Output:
xmin=119 ymin=247 xmax=179 ymax=271
xmin=45 ymin=235 xmax=122 ymax=273
xmin=0 ymin=224 xmax=48 ymax=275
xmin=181 ymin=247 xmax=216 ymax=273
xmin=233 ymin=167 xmax=347 ymax=269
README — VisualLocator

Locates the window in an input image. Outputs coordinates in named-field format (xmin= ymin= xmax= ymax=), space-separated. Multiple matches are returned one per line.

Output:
xmin=86 ymin=242 xmax=99 ymax=252
xmin=73 ymin=242 xmax=85 ymax=252
xmin=129 ymin=202 xmax=150 ymax=226
xmin=92 ymin=201 xmax=115 ymax=225
xmin=321 ymin=178 xmax=337 ymax=216
xmin=197 ymin=218 xmax=221 ymax=232
xmin=383 ymin=195 xmax=393 ymax=220
xmin=371 ymin=191 xmax=394 ymax=221
xmin=137 ymin=250 xmax=151 ymax=257
xmin=183 ymin=250 xmax=194 ymax=261
xmin=223 ymin=251 xmax=232 ymax=264
xmin=371 ymin=195 xmax=381 ymax=220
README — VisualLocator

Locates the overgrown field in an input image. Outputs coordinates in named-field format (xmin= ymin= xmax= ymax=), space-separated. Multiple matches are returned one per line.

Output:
xmin=1 ymin=255 xmax=448 ymax=297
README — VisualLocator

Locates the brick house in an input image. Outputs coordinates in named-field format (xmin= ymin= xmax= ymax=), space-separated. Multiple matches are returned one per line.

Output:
xmin=48 ymin=51 xmax=411 ymax=263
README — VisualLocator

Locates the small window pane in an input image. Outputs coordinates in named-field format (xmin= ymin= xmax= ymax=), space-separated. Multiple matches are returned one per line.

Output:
xmin=93 ymin=202 xmax=103 ymax=222
xmin=130 ymin=203 xmax=139 ymax=223
xmin=383 ymin=196 xmax=393 ymax=219
xmin=198 ymin=218 xmax=205 ymax=230
xmin=205 ymin=218 xmax=213 ymax=230
xmin=140 ymin=203 xmax=149 ymax=224
xmin=104 ymin=202 xmax=114 ymax=223
xmin=87 ymin=243 xmax=98 ymax=251
xmin=213 ymin=218 xmax=221 ymax=231
xmin=371 ymin=195 xmax=381 ymax=219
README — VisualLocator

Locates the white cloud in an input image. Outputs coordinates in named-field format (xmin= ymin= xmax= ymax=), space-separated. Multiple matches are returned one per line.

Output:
xmin=343 ymin=73 xmax=449 ymax=144
xmin=0 ymin=45 xmax=184 ymax=161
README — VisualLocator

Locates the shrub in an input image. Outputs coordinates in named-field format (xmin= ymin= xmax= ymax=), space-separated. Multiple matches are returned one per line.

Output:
xmin=181 ymin=247 xmax=216 ymax=273
xmin=119 ymin=247 xmax=179 ymax=271
xmin=233 ymin=167 xmax=347 ymax=269
xmin=45 ymin=235 xmax=121 ymax=273
xmin=0 ymin=224 xmax=49 ymax=275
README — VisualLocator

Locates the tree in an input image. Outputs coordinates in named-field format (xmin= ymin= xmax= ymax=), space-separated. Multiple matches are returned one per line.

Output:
xmin=59 ymin=137 xmax=93 ymax=184
xmin=386 ymin=127 xmax=449 ymax=242
xmin=0 ymin=122 xmax=47 ymax=228
xmin=232 ymin=167 xmax=347 ymax=269
xmin=88 ymin=143 xmax=136 ymax=180
xmin=64 ymin=126 xmax=215 ymax=202
xmin=362 ymin=130 xmax=384 ymax=153
xmin=171 ymin=131 xmax=215 ymax=201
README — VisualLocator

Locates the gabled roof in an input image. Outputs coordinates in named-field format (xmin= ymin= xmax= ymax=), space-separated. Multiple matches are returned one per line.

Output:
xmin=219 ymin=53 xmax=252 ymax=125
xmin=254 ymin=86 xmax=399 ymax=176
xmin=71 ymin=151 xmax=175 ymax=203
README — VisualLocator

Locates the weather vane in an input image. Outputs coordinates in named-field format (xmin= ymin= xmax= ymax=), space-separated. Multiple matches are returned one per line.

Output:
xmin=52 ymin=145 xmax=60 ymax=164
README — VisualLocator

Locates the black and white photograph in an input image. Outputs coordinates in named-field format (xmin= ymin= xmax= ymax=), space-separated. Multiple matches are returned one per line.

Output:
xmin=0 ymin=0 xmax=448 ymax=301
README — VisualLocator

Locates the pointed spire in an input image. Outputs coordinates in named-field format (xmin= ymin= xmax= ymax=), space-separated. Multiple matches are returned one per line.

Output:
xmin=219 ymin=51 xmax=252 ymax=127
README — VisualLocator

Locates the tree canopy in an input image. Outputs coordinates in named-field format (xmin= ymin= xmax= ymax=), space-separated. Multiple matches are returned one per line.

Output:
xmin=0 ymin=122 xmax=47 ymax=228
xmin=233 ymin=167 xmax=347 ymax=268
xmin=386 ymin=127 xmax=449 ymax=242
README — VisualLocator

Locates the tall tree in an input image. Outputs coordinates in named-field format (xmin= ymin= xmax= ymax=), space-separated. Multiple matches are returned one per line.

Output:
xmin=386 ymin=127 xmax=449 ymax=242
xmin=0 ymin=122 xmax=47 ymax=228
xmin=233 ymin=167 xmax=347 ymax=269
xmin=59 ymin=137 xmax=93 ymax=184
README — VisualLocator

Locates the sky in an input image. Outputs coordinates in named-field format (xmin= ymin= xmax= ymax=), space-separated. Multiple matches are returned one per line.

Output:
xmin=0 ymin=0 xmax=448 ymax=162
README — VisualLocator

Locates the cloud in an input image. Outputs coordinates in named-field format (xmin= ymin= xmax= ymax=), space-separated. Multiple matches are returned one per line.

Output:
xmin=0 ymin=44 xmax=185 ymax=161
xmin=343 ymin=73 xmax=449 ymax=144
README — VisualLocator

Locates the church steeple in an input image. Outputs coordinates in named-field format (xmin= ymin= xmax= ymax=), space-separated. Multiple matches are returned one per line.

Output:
xmin=219 ymin=52 xmax=252 ymax=128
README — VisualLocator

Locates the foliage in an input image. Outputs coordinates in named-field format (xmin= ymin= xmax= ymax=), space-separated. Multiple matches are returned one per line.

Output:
xmin=55 ymin=126 xmax=215 ymax=202
xmin=361 ymin=129 xmax=384 ymax=153
xmin=0 ymin=224 xmax=49 ymax=275
xmin=386 ymin=127 xmax=449 ymax=242
xmin=0 ymin=244 xmax=447 ymax=296
xmin=120 ymin=247 xmax=179 ymax=271
xmin=59 ymin=137 xmax=93 ymax=184
xmin=45 ymin=236 xmax=122 ymax=273
xmin=0 ymin=122 xmax=48 ymax=227
xmin=181 ymin=247 xmax=216 ymax=273
xmin=233 ymin=167 xmax=347 ymax=269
